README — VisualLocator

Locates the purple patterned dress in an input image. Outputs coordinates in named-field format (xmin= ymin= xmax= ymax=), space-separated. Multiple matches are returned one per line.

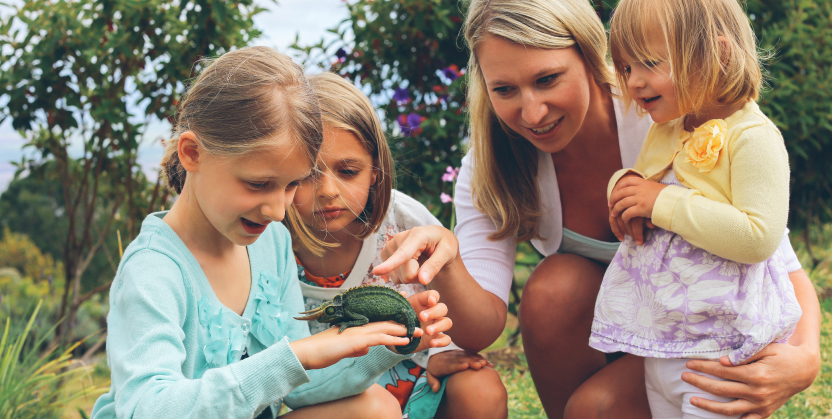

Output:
xmin=589 ymin=175 xmax=801 ymax=365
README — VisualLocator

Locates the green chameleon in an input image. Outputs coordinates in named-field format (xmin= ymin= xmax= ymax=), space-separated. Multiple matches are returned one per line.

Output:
xmin=294 ymin=285 xmax=421 ymax=354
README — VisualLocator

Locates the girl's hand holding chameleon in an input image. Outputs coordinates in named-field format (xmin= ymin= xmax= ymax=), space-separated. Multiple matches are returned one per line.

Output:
xmin=291 ymin=289 xmax=452 ymax=370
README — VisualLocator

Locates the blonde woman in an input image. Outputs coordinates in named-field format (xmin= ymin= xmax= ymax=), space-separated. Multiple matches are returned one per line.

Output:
xmin=373 ymin=0 xmax=821 ymax=418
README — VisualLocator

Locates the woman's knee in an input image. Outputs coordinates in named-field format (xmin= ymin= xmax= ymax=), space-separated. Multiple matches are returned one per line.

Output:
xmin=563 ymin=380 xmax=617 ymax=419
xmin=520 ymin=254 xmax=604 ymax=334
xmin=443 ymin=367 xmax=508 ymax=419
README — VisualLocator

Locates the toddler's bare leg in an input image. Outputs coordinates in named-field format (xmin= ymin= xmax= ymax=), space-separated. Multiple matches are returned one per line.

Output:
xmin=281 ymin=383 xmax=401 ymax=419
xmin=435 ymin=367 xmax=507 ymax=419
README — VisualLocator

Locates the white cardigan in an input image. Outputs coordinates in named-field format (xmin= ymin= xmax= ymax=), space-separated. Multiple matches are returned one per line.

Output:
xmin=454 ymin=97 xmax=801 ymax=305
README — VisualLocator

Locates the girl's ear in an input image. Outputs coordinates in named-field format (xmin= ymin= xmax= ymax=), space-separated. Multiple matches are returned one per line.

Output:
xmin=717 ymin=35 xmax=732 ymax=66
xmin=178 ymin=131 xmax=201 ymax=172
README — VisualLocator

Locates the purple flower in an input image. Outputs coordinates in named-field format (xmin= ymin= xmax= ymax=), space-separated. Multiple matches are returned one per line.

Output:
xmin=441 ymin=166 xmax=460 ymax=183
xmin=440 ymin=193 xmax=453 ymax=203
xmin=335 ymin=48 xmax=347 ymax=59
xmin=398 ymin=113 xmax=423 ymax=136
xmin=442 ymin=64 xmax=460 ymax=82
xmin=407 ymin=113 xmax=422 ymax=128
xmin=393 ymin=87 xmax=410 ymax=103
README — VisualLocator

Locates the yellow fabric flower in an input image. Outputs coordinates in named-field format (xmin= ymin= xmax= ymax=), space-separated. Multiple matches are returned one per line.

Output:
xmin=683 ymin=119 xmax=727 ymax=172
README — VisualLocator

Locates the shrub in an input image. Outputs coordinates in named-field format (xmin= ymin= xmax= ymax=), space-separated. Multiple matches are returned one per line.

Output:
xmin=745 ymin=0 xmax=832 ymax=241
xmin=0 ymin=301 xmax=106 ymax=419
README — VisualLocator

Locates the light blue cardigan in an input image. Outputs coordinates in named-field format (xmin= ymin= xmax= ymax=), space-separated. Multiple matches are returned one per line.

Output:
xmin=91 ymin=212 xmax=409 ymax=419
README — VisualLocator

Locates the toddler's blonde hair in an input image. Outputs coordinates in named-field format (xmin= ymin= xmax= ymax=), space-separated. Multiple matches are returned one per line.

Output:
xmin=610 ymin=0 xmax=764 ymax=116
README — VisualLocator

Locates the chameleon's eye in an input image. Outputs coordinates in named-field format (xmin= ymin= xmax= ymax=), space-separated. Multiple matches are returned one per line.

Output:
xmin=325 ymin=307 xmax=335 ymax=316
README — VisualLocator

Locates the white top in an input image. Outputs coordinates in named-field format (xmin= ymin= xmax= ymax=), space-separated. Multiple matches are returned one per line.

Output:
xmin=454 ymin=96 xmax=802 ymax=305
xmin=298 ymin=190 xmax=442 ymax=301
xmin=299 ymin=190 xmax=460 ymax=366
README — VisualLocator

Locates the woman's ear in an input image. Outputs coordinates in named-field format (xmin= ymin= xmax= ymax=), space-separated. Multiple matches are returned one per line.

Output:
xmin=178 ymin=131 xmax=201 ymax=172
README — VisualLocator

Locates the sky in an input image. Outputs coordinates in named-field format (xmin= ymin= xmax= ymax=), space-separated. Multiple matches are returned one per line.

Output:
xmin=0 ymin=0 xmax=348 ymax=193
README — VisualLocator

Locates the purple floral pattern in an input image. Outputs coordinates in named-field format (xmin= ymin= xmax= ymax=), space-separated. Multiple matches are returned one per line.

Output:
xmin=590 ymin=227 xmax=801 ymax=365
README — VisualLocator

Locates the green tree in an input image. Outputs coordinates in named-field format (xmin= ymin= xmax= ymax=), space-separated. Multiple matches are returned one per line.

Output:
xmin=745 ymin=0 xmax=832 ymax=264
xmin=0 ymin=0 xmax=268 ymax=340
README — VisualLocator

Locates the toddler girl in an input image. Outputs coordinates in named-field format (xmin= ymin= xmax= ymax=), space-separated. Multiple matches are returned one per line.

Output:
xmin=286 ymin=72 xmax=507 ymax=419
xmin=589 ymin=1 xmax=802 ymax=418
xmin=91 ymin=47 xmax=451 ymax=419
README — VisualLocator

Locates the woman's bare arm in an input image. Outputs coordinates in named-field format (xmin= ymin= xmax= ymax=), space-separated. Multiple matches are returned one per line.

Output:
xmin=373 ymin=226 xmax=508 ymax=352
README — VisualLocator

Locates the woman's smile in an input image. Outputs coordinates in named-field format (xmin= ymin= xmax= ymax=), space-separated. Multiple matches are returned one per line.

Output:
xmin=526 ymin=116 xmax=564 ymax=138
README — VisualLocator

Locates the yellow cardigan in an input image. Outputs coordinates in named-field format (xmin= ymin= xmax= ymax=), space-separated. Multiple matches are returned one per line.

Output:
xmin=607 ymin=100 xmax=789 ymax=264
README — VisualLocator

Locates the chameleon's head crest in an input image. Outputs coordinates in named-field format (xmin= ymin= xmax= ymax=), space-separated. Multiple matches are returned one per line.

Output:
xmin=293 ymin=299 xmax=345 ymax=323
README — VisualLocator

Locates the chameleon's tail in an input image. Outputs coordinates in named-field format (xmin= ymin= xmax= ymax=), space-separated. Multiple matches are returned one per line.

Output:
xmin=395 ymin=336 xmax=421 ymax=355
xmin=395 ymin=308 xmax=421 ymax=354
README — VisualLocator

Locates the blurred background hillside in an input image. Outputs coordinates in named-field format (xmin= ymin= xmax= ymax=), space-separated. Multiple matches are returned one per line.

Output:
xmin=0 ymin=0 xmax=830 ymax=417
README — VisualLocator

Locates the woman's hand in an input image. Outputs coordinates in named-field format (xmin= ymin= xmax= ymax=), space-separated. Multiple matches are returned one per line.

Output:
xmin=373 ymin=225 xmax=460 ymax=285
xmin=290 ymin=322 xmax=419 ymax=370
xmin=682 ymin=342 xmax=820 ymax=418
xmin=407 ymin=290 xmax=453 ymax=353
xmin=425 ymin=350 xmax=493 ymax=392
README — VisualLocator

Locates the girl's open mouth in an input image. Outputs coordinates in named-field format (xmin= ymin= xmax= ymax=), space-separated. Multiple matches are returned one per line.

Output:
xmin=643 ymin=96 xmax=660 ymax=103
xmin=241 ymin=218 xmax=269 ymax=234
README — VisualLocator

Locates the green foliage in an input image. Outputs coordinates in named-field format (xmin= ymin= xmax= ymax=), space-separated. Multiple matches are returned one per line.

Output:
xmin=0 ymin=0 xmax=268 ymax=340
xmin=745 ymin=0 xmax=832 ymax=233
xmin=292 ymin=0 xmax=468 ymax=225
xmin=0 ymin=161 xmax=128 ymax=294
xmin=0 ymin=163 xmax=68 ymax=266
xmin=0 ymin=301 xmax=106 ymax=419
xmin=0 ymin=227 xmax=64 ymax=285
xmin=0 ymin=231 xmax=63 ymax=340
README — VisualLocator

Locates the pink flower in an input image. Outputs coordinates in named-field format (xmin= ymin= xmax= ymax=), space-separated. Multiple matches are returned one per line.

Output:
xmin=440 ymin=193 xmax=453 ymax=203
xmin=441 ymin=166 xmax=459 ymax=182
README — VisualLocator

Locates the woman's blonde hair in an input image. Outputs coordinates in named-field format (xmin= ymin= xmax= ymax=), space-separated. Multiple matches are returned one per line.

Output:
xmin=160 ymin=46 xmax=322 ymax=195
xmin=609 ymin=0 xmax=763 ymax=116
xmin=285 ymin=72 xmax=395 ymax=256
xmin=463 ymin=0 xmax=614 ymax=241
